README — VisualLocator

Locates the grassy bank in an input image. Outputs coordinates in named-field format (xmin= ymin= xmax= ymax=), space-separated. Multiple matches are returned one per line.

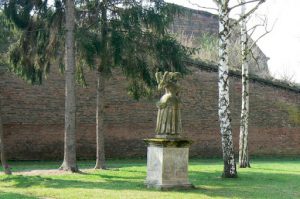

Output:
xmin=0 ymin=158 xmax=299 ymax=199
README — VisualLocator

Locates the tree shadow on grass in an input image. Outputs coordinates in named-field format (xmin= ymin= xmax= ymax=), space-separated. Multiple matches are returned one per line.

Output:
xmin=188 ymin=170 xmax=300 ymax=199
xmin=0 ymin=191 xmax=38 ymax=199
xmin=0 ymin=160 xmax=146 ymax=173
xmin=1 ymin=174 xmax=146 ymax=191
xmin=83 ymin=172 xmax=143 ymax=180
xmin=1 ymin=167 xmax=300 ymax=198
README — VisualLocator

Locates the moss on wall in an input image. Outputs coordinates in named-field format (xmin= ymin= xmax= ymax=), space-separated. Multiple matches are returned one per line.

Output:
xmin=276 ymin=101 xmax=300 ymax=125
xmin=286 ymin=104 xmax=300 ymax=125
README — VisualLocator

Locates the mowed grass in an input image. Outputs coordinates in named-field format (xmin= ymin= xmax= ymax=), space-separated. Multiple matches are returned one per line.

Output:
xmin=0 ymin=158 xmax=299 ymax=199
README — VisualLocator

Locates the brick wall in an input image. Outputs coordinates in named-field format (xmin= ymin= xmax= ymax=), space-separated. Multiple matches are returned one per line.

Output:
xmin=0 ymin=63 xmax=299 ymax=160
xmin=171 ymin=7 xmax=270 ymax=77
xmin=170 ymin=8 xmax=219 ymax=36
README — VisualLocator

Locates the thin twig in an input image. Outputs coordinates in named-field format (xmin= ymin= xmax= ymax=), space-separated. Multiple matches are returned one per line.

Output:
xmin=248 ymin=24 xmax=263 ymax=37
xmin=229 ymin=0 xmax=262 ymax=11
xmin=187 ymin=0 xmax=218 ymax=11
xmin=230 ymin=0 xmax=265 ymax=28
xmin=249 ymin=18 xmax=276 ymax=50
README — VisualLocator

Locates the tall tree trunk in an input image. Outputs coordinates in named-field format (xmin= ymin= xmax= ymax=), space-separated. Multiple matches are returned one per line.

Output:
xmin=94 ymin=0 xmax=108 ymax=169
xmin=60 ymin=0 xmax=78 ymax=172
xmin=217 ymin=1 xmax=237 ymax=178
xmin=0 ymin=104 xmax=12 ymax=175
xmin=95 ymin=71 xmax=106 ymax=169
xmin=239 ymin=1 xmax=250 ymax=168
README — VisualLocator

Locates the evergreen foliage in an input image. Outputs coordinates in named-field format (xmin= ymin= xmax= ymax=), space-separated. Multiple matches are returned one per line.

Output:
xmin=5 ymin=0 xmax=190 ymax=99
xmin=0 ymin=11 xmax=18 ymax=68
xmin=3 ymin=0 xmax=64 ymax=84
xmin=4 ymin=0 xmax=191 ymax=98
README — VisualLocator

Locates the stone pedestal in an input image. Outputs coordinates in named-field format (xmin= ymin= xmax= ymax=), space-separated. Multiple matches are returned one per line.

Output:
xmin=144 ymin=138 xmax=194 ymax=190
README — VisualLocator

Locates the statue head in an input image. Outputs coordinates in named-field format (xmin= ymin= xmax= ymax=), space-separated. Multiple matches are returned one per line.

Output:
xmin=155 ymin=71 xmax=181 ymax=91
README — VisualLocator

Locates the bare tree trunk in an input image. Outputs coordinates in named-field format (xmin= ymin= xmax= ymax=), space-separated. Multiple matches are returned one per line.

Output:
xmin=239 ymin=1 xmax=250 ymax=168
xmin=0 ymin=104 xmax=12 ymax=175
xmin=95 ymin=71 xmax=106 ymax=169
xmin=94 ymin=0 xmax=107 ymax=169
xmin=60 ymin=0 xmax=78 ymax=172
xmin=217 ymin=1 xmax=237 ymax=178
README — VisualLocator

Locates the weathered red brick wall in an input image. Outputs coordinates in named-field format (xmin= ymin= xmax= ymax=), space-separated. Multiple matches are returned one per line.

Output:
xmin=171 ymin=8 xmax=270 ymax=77
xmin=171 ymin=8 xmax=219 ymax=36
xmin=0 ymin=64 xmax=299 ymax=160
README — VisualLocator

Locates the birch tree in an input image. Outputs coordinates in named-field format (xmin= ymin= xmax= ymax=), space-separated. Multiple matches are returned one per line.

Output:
xmin=214 ymin=0 xmax=237 ymax=178
xmin=239 ymin=0 xmax=250 ymax=168
xmin=239 ymin=1 xmax=271 ymax=168
xmin=211 ymin=0 xmax=265 ymax=177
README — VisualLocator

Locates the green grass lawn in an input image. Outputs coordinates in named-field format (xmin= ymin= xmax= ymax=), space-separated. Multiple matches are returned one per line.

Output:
xmin=0 ymin=158 xmax=299 ymax=199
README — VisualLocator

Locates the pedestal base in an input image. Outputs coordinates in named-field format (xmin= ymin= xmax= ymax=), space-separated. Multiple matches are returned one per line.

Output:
xmin=144 ymin=138 xmax=194 ymax=190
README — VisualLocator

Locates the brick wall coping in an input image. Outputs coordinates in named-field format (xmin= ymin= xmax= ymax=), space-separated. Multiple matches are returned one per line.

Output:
xmin=177 ymin=5 xmax=218 ymax=20
xmin=185 ymin=59 xmax=300 ymax=93
xmin=1 ymin=60 xmax=300 ymax=93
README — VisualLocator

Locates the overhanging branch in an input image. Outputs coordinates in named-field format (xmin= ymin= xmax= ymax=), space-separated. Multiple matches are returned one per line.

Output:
xmin=229 ymin=0 xmax=265 ymax=28
xmin=249 ymin=17 xmax=276 ymax=50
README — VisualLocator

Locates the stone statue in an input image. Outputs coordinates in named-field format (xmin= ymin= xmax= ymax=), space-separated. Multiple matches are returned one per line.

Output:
xmin=145 ymin=72 xmax=193 ymax=189
xmin=155 ymin=71 xmax=182 ymax=138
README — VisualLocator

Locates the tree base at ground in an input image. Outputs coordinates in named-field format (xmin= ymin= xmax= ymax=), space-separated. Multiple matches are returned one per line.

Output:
xmin=222 ymin=161 xmax=238 ymax=178
xmin=59 ymin=163 xmax=79 ymax=173
xmin=239 ymin=161 xmax=251 ymax=168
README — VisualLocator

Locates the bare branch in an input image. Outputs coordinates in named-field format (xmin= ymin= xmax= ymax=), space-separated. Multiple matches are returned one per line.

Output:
xmin=279 ymin=68 xmax=296 ymax=85
xmin=249 ymin=30 xmax=269 ymax=49
xmin=249 ymin=18 xmax=276 ymax=49
xmin=187 ymin=0 xmax=218 ymax=11
xmin=246 ymin=14 xmax=267 ymax=37
xmin=247 ymin=24 xmax=263 ymax=37
xmin=247 ymin=17 xmax=265 ymax=35
xmin=229 ymin=0 xmax=262 ymax=11
xmin=230 ymin=0 xmax=265 ymax=28
xmin=212 ymin=0 xmax=222 ymax=5
xmin=225 ymin=0 xmax=230 ymax=8
xmin=245 ymin=14 xmax=252 ymax=23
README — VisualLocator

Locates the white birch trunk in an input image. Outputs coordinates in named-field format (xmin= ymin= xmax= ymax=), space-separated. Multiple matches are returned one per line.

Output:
xmin=95 ymin=71 xmax=106 ymax=169
xmin=0 ymin=103 xmax=12 ymax=175
xmin=239 ymin=1 xmax=250 ymax=168
xmin=60 ymin=0 xmax=78 ymax=172
xmin=217 ymin=1 xmax=237 ymax=178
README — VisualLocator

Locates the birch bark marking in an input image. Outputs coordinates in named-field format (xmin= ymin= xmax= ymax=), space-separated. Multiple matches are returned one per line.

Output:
xmin=218 ymin=1 xmax=237 ymax=178
xmin=60 ymin=0 xmax=78 ymax=172
xmin=239 ymin=0 xmax=250 ymax=168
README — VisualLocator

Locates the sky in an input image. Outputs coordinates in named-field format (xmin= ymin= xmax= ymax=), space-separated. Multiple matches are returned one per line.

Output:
xmin=166 ymin=0 xmax=300 ymax=83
